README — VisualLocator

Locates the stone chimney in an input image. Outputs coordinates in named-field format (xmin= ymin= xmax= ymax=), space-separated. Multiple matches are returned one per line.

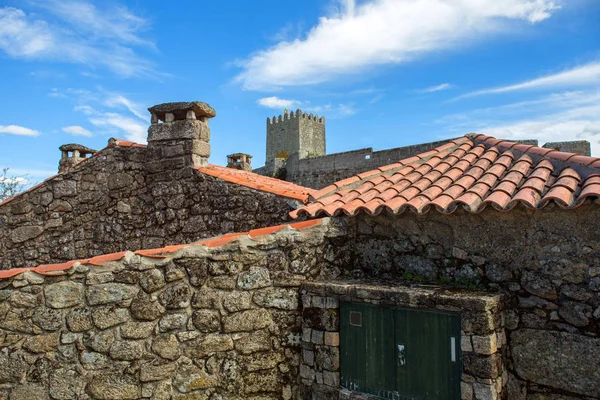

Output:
xmin=542 ymin=141 xmax=591 ymax=156
xmin=58 ymin=144 xmax=97 ymax=173
xmin=147 ymin=101 xmax=216 ymax=177
xmin=227 ymin=153 xmax=252 ymax=171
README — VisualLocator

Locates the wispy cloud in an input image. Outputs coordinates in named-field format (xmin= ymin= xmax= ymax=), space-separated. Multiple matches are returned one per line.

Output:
xmin=0 ymin=2 xmax=157 ymax=77
xmin=88 ymin=113 xmax=147 ymax=143
xmin=438 ymin=90 xmax=600 ymax=156
xmin=62 ymin=125 xmax=93 ymax=137
xmin=369 ymin=94 xmax=384 ymax=104
xmin=453 ymin=61 xmax=600 ymax=100
xmin=54 ymin=87 xmax=149 ymax=143
xmin=257 ymin=96 xmax=301 ymax=109
xmin=305 ymin=103 xmax=357 ymax=118
xmin=104 ymin=95 xmax=147 ymax=120
xmin=420 ymin=83 xmax=455 ymax=93
xmin=0 ymin=125 xmax=40 ymax=136
xmin=234 ymin=0 xmax=561 ymax=90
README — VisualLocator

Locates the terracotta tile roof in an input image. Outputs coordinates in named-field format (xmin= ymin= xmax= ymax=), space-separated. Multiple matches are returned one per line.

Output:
xmin=0 ymin=218 xmax=326 ymax=279
xmin=292 ymin=134 xmax=600 ymax=218
xmin=197 ymin=164 xmax=315 ymax=202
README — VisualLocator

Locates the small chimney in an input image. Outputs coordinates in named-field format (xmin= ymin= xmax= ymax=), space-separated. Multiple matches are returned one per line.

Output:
xmin=543 ymin=141 xmax=591 ymax=156
xmin=58 ymin=144 xmax=97 ymax=173
xmin=147 ymin=101 xmax=216 ymax=176
xmin=227 ymin=153 xmax=252 ymax=171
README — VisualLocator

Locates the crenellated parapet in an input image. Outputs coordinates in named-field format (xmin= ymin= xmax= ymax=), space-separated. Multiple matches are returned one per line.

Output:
xmin=266 ymin=109 xmax=326 ymax=164
xmin=267 ymin=109 xmax=325 ymax=125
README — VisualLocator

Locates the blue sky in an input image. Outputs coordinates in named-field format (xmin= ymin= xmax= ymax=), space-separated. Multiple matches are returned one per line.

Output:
xmin=0 ymin=0 xmax=599 ymax=183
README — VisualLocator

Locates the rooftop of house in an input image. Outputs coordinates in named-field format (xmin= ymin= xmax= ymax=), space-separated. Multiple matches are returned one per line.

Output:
xmin=0 ymin=218 xmax=326 ymax=279
xmin=0 ymin=137 xmax=315 ymax=208
xmin=293 ymin=133 xmax=600 ymax=218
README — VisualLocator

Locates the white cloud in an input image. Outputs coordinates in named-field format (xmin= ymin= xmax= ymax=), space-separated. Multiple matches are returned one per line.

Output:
xmin=257 ymin=96 xmax=301 ymax=109
xmin=89 ymin=113 xmax=148 ymax=143
xmin=455 ymin=61 xmax=600 ymax=99
xmin=0 ymin=125 xmax=40 ymax=136
xmin=438 ymin=90 xmax=600 ymax=156
xmin=234 ymin=0 xmax=561 ymax=90
xmin=0 ymin=3 xmax=156 ymax=77
xmin=421 ymin=83 xmax=455 ymax=93
xmin=105 ymin=95 xmax=147 ymax=120
xmin=305 ymin=103 xmax=357 ymax=118
xmin=0 ymin=176 xmax=29 ymax=185
xmin=0 ymin=8 xmax=53 ymax=57
xmin=62 ymin=125 xmax=93 ymax=137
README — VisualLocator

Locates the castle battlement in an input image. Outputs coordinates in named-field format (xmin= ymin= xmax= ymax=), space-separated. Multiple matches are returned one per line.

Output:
xmin=265 ymin=109 xmax=326 ymax=162
xmin=267 ymin=109 xmax=325 ymax=125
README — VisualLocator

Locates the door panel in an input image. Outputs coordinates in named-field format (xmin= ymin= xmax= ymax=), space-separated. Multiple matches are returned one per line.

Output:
xmin=340 ymin=302 xmax=395 ymax=395
xmin=341 ymin=302 xmax=462 ymax=400
xmin=395 ymin=309 xmax=461 ymax=400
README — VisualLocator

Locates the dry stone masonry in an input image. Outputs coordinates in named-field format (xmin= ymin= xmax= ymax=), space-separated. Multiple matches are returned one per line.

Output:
xmin=0 ymin=219 xmax=347 ymax=400
xmin=0 ymin=101 xmax=299 ymax=269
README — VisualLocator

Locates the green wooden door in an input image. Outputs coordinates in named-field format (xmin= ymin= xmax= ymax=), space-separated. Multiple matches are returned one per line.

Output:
xmin=340 ymin=302 xmax=461 ymax=400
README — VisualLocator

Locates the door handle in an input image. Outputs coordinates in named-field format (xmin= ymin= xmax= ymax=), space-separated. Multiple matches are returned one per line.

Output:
xmin=397 ymin=344 xmax=406 ymax=366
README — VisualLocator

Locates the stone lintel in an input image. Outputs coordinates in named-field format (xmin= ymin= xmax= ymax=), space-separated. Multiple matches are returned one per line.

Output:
xmin=148 ymin=101 xmax=216 ymax=122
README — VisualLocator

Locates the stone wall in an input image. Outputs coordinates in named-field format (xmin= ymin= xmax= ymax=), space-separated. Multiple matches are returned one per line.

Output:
xmin=0 ymin=219 xmax=347 ymax=400
xmin=0 ymin=145 xmax=297 ymax=269
xmin=262 ymin=138 xmax=456 ymax=190
xmin=346 ymin=202 xmax=600 ymax=399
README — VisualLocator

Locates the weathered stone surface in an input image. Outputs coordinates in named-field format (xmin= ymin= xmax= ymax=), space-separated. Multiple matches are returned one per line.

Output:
xmin=222 ymin=291 xmax=252 ymax=312
xmin=11 ymin=226 xmax=44 ymax=243
xmin=49 ymin=369 xmax=85 ymax=400
xmin=234 ymin=330 xmax=272 ymax=354
xmin=45 ymin=281 xmax=83 ymax=308
xmin=192 ymin=310 xmax=221 ymax=332
xmin=80 ymin=351 xmax=108 ymax=369
xmin=9 ymin=383 xmax=48 ymax=400
xmin=253 ymin=287 xmax=298 ymax=310
xmin=86 ymin=283 xmax=139 ymax=305
xmin=121 ymin=321 xmax=155 ymax=339
xmin=173 ymin=361 xmax=218 ymax=392
xmin=131 ymin=293 xmax=165 ymax=321
xmin=0 ymin=351 xmax=27 ymax=383
xmin=140 ymin=362 xmax=177 ymax=382
xmin=237 ymin=267 xmax=271 ymax=290
xmin=558 ymin=301 xmax=591 ymax=327
xmin=191 ymin=334 xmax=234 ymax=357
xmin=110 ymin=340 xmax=145 ymax=360
xmin=149 ymin=101 xmax=217 ymax=120
xmin=140 ymin=269 xmax=166 ymax=293
xmin=243 ymin=369 xmax=281 ymax=393
xmin=223 ymin=309 xmax=273 ymax=333
xmin=66 ymin=308 xmax=94 ymax=332
xmin=159 ymin=282 xmax=192 ymax=309
xmin=23 ymin=332 xmax=59 ymax=353
xmin=86 ymin=372 xmax=140 ymax=399
xmin=511 ymin=329 xmax=600 ymax=397
xmin=92 ymin=306 xmax=130 ymax=329
xmin=152 ymin=334 xmax=181 ymax=360
xmin=159 ymin=313 xmax=188 ymax=331
xmin=84 ymin=330 xmax=115 ymax=353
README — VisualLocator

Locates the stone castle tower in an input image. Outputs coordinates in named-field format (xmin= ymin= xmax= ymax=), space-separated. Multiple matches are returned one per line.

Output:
xmin=266 ymin=109 xmax=326 ymax=162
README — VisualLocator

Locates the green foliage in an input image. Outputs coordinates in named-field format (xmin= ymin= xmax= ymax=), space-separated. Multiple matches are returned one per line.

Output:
xmin=0 ymin=168 xmax=29 ymax=202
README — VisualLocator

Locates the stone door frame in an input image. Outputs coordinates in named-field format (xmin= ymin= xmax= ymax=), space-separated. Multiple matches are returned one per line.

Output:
xmin=298 ymin=281 xmax=507 ymax=400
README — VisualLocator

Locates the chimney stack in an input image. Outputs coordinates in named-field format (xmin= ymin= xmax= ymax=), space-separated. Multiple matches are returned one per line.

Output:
xmin=58 ymin=144 xmax=97 ymax=173
xmin=227 ymin=153 xmax=252 ymax=171
xmin=147 ymin=101 xmax=216 ymax=177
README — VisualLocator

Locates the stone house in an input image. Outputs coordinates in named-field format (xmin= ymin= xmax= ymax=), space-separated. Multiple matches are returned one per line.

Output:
xmin=0 ymin=101 xmax=598 ymax=400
